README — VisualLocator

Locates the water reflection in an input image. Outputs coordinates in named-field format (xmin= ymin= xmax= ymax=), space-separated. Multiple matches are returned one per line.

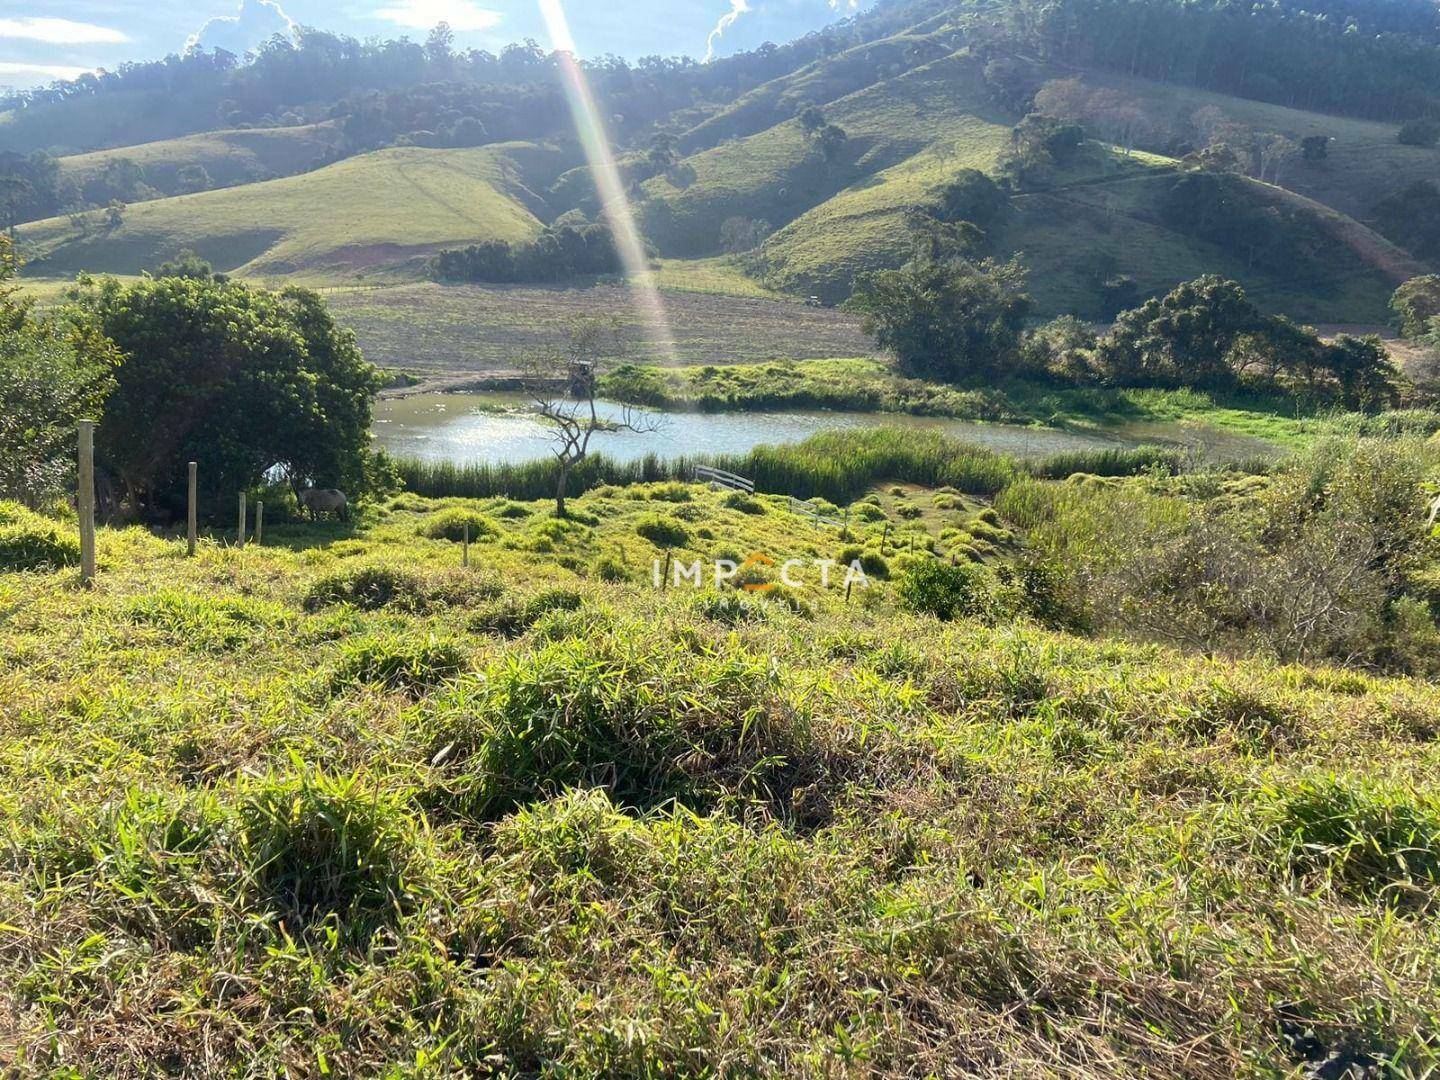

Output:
xmin=372 ymin=392 xmax=1274 ymax=466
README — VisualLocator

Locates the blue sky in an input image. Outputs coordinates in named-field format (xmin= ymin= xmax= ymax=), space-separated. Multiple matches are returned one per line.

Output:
xmin=0 ymin=0 xmax=874 ymax=91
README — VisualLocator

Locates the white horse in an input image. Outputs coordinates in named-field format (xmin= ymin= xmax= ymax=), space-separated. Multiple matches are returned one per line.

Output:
xmin=298 ymin=488 xmax=349 ymax=522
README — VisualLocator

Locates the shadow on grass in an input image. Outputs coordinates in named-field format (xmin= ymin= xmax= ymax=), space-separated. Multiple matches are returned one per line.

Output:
xmin=150 ymin=519 xmax=366 ymax=554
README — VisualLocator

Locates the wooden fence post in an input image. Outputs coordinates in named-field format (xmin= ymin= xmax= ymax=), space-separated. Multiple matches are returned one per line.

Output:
xmin=255 ymin=501 xmax=264 ymax=546
xmin=880 ymin=521 xmax=890 ymax=555
xmin=187 ymin=462 xmax=197 ymax=557
xmin=237 ymin=492 xmax=247 ymax=548
xmin=77 ymin=420 xmax=96 ymax=585
xmin=462 ymin=521 xmax=470 ymax=568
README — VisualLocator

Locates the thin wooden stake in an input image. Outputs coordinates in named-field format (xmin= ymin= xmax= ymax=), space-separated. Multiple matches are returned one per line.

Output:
xmin=881 ymin=521 xmax=890 ymax=555
xmin=462 ymin=521 xmax=470 ymax=568
xmin=255 ymin=501 xmax=264 ymax=545
xmin=186 ymin=462 xmax=197 ymax=557
xmin=237 ymin=492 xmax=247 ymax=548
xmin=662 ymin=551 xmax=672 ymax=590
xmin=845 ymin=580 xmax=854 ymax=605
xmin=77 ymin=420 xmax=96 ymax=584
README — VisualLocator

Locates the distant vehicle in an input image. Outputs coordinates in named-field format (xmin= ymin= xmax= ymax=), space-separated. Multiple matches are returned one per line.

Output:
xmin=805 ymin=295 xmax=824 ymax=308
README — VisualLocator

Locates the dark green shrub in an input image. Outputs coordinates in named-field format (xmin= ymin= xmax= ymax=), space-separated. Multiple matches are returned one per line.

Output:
xmin=1398 ymin=118 xmax=1440 ymax=148
xmin=897 ymin=560 xmax=996 ymax=621
xmin=635 ymin=514 xmax=691 ymax=548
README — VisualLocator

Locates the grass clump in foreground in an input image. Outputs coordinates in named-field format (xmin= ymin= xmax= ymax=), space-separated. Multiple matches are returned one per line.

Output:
xmin=420 ymin=506 xmax=499 ymax=543
xmin=0 ymin=501 xmax=80 ymax=571
xmin=3 ymin=434 xmax=1440 ymax=1075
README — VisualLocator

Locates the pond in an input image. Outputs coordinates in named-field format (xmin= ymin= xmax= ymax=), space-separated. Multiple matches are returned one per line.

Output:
xmin=372 ymin=392 xmax=1275 ymax=466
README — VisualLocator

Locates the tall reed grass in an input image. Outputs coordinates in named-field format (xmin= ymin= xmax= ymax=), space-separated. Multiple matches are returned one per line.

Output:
xmin=392 ymin=430 xmax=1185 ymax=504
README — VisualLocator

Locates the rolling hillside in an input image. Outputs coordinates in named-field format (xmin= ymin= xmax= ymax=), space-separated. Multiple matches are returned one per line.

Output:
xmin=638 ymin=51 xmax=1011 ymax=257
xmin=675 ymin=26 xmax=958 ymax=155
xmin=4 ymin=0 xmax=1435 ymax=329
xmin=1051 ymin=68 xmax=1440 ymax=223
xmin=0 ymin=88 xmax=221 ymax=156
xmin=761 ymin=139 xmax=1406 ymax=321
xmin=57 ymin=123 xmax=349 ymax=199
xmin=17 ymin=143 xmax=556 ymax=280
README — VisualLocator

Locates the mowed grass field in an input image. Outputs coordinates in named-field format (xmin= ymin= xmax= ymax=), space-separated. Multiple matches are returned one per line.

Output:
xmin=2 ymin=461 xmax=1439 ymax=1074
xmin=56 ymin=122 xmax=349 ymax=196
xmin=320 ymin=279 xmax=876 ymax=373
xmin=17 ymin=143 xmax=555 ymax=280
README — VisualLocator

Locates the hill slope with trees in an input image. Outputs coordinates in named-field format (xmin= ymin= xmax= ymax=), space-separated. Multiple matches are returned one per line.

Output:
xmin=3 ymin=0 xmax=1438 ymax=324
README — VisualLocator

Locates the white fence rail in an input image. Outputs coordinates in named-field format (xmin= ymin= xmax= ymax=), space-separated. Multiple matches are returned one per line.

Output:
xmin=695 ymin=465 xmax=755 ymax=494
xmin=789 ymin=497 xmax=846 ymax=530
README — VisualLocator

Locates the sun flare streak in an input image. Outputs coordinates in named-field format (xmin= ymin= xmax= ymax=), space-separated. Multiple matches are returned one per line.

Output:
xmin=538 ymin=0 xmax=679 ymax=366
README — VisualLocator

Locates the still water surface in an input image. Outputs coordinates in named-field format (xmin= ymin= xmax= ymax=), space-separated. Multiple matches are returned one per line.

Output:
xmin=373 ymin=392 xmax=1273 ymax=466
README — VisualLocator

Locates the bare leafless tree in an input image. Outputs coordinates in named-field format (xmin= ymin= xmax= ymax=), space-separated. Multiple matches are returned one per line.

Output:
xmin=524 ymin=319 xmax=662 ymax=518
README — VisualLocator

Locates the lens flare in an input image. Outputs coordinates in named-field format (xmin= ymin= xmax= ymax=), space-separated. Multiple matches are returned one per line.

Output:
xmin=538 ymin=0 xmax=679 ymax=366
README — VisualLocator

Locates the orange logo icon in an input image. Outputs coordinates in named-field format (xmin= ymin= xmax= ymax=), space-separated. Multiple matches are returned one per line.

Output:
xmin=738 ymin=552 xmax=776 ymax=592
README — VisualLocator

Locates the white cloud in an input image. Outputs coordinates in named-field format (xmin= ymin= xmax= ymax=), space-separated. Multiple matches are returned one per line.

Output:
xmin=0 ymin=17 xmax=128 ymax=45
xmin=373 ymin=0 xmax=503 ymax=33
xmin=704 ymin=0 xmax=749 ymax=63
xmin=187 ymin=0 xmax=295 ymax=55
xmin=0 ymin=60 xmax=94 ymax=82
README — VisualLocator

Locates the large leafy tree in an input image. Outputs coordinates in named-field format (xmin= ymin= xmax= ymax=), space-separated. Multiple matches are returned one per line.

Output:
xmin=69 ymin=273 xmax=383 ymax=512
xmin=0 ymin=237 xmax=116 ymax=505
xmin=848 ymin=255 xmax=1032 ymax=383
xmin=1391 ymin=275 xmax=1440 ymax=339
xmin=1094 ymin=275 xmax=1261 ymax=389
xmin=1093 ymin=275 xmax=1400 ymax=406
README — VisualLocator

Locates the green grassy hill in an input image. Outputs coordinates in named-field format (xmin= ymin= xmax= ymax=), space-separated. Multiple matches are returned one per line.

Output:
xmin=57 ymin=123 xmax=349 ymax=198
xmin=17 ymin=143 xmax=555 ymax=280
xmin=638 ymin=52 xmax=1011 ymax=257
xmin=636 ymin=48 xmax=1410 ymax=323
xmin=1063 ymin=69 xmax=1440 ymax=222
xmin=676 ymin=27 xmax=957 ymax=155
xmin=761 ymin=139 xmax=1405 ymax=321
